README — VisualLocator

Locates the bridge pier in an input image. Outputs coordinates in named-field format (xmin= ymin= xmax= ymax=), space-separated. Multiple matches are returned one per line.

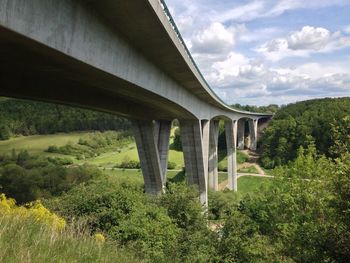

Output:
xmin=132 ymin=120 xmax=170 ymax=195
xmin=153 ymin=120 xmax=172 ymax=183
xmin=208 ymin=120 xmax=219 ymax=191
xmin=237 ymin=119 xmax=245 ymax=150
xmin=225 ymin=120 xmax=238 ymax=191
xmin=248 ymin=119 xmax=258 ymax=151
xmin=180 ymin=119 xmax=209 ymax=206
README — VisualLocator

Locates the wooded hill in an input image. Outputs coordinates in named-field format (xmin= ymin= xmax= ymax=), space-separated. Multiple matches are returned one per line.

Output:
xmin=260 ymin=97 xmax=350 ymax=168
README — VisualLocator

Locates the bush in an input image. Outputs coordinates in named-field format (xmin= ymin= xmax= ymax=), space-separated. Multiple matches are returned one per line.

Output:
xmin=0 ymin=153 xmax=101 ymax=204
xmin=167 ymin=161 xmax=176 ymax=170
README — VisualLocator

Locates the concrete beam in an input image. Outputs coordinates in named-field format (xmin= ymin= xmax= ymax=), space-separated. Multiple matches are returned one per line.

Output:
xmin=237 ymin=119 xmax=245 ymax=150
xmin=225 ymin=120 xmax=238 ymax=191
xmin=208 ymin=120 xmax=219 ymax=190
xmin=132 ymin=120 xmax=164 ymax=195
xmin=180 ymin=119 xmax=209 ymax=206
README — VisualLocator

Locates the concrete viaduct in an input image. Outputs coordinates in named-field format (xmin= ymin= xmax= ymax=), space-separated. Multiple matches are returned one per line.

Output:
xmin=0 ymin=0 xmax=272 ymax=206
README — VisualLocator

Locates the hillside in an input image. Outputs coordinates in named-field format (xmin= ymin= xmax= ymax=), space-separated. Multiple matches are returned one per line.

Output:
xmin=260 ymin=97 xmax=350 ymax=168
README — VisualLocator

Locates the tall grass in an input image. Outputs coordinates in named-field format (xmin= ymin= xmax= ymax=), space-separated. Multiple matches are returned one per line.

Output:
xmin=0 ymin=215 xmax=140 ymax=263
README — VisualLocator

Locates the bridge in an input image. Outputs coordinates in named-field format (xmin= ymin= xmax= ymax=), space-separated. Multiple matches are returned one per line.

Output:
xmin=0 ymin=0 xmax=272 ymax=206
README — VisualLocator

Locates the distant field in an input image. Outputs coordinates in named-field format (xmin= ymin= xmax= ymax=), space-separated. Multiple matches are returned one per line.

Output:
xmin=0 ymin=133 xmax=85 ymax=155
xmin=0 ymin=132 xmax=248 ymax=169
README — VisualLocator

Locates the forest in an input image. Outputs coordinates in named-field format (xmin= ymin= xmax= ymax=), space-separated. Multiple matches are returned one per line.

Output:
xmin=0 ymin=97 xmax=130 ymax=140
xmin=259 ymin=97 xmax=350 ymax=168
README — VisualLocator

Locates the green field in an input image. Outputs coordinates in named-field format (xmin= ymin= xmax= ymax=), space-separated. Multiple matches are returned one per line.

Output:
xmin=103 ymin=169 xmax=272 ymax=194
xmin=0 ymin=132 xmax=248 ymax=170
xmin=0 ymin=133 xmax=84 ymax=155
xmin=237 ymin=165 xmax=259 ymax=174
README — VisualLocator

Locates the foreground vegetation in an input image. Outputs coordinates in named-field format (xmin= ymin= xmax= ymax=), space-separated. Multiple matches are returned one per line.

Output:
xmin=0 ymin=195 xmax=139 ymax=263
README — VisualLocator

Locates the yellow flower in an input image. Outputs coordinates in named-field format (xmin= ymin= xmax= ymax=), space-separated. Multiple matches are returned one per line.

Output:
xmin=94 ymin=233 xmax=105 ymax=243
xmin=0 ymin=193 xmax=65 ymax=231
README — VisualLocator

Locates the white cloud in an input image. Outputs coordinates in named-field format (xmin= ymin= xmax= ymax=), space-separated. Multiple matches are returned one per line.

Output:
xmin=257 ymin=26 xmax=350 ymax=61
xmin=214 ymin=1 xmax=264 ymax=23
xmin=165 ymin=0 xmax=350 ymax=105
xmin=212 ymin=0 xmax=350 ymax=23
xmin=345 ymin=25 xmax=350 ymax=34
xmin=190 ymin=22 xmax=235 ymax=54
xmin=287 ymin=26 xmax=331 ymax=50
xmin=208 ymin=55 xmax=350 ymax=105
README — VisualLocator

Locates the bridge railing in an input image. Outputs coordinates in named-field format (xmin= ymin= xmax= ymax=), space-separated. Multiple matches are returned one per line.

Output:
xmin=159 ymin=1 xmax=274 ymax=117
xmin=159 ymin=1 xmax=219 ymax=98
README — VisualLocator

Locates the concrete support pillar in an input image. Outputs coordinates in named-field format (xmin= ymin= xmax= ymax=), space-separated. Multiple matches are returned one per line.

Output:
xmin=153 ymin=120 xmax=172 ymax=183
xmin=132 ymin=120 xmax=170 ymax=195
xmin=208 ymin=120 xmax=219 ymax=191
xmin=180 ymin=119 xmax=209 ymax=206
xmin=248 ymin=119 xmax=258 ymax=151
xmin=237 ymin=119 xmax=245 ymax=150
xmin=225 ymin=120 xmax=237 ymax=192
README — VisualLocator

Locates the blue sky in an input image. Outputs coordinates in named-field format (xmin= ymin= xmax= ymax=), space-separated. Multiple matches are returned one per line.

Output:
xmin=165 ymin=0 xmax=350 ymax=105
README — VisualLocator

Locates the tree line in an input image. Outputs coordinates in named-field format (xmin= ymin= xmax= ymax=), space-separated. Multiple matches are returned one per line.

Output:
xmin=0 ymin=97 xmax=130 ymax=140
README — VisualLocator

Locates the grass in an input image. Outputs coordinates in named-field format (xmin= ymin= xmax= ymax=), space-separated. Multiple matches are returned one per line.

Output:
xmin=237 ymin=176 xmax=273 ymax=194
xmin=102 ymin=169 xmax=272 ymax=196
xmin=0 ymin=215 xmax=139 ymax=263
xmin=238 ymin=165 xmax=259 ymax=174
xmin=0 ymin=132 xmax=248 ymax=170
xmin=0 ymin=132 xmax=85 ymax=155
xmin=89 ymin=143 xmax=185 ymax=169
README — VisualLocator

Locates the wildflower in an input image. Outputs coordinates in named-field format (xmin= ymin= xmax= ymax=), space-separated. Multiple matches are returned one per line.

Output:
xmin=94 ymin=233 xmax=105 ymax=243
xmin=0 ymin=193 xmax=65 ymax=231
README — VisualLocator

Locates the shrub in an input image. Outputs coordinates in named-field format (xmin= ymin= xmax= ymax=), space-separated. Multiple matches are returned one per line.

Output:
xmin=167 ymin=161 xmax=176 ymax=170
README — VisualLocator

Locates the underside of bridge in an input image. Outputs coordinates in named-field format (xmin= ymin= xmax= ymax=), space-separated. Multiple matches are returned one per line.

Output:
xmin=0 ymin=0 xmax=273 ymax=206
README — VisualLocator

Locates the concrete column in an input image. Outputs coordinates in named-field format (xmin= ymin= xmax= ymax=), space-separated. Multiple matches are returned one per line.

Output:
xmin=153 ymin=120 xmax=172 ymax=183
xmin=248 ymin=119 xmax=258 ymax=150
xmin=208 ymin=120 xmax=219 ymax=190
xmin=237 ymin=118 xmax=245 ymax=150
xmin=225 ymin=120 xmax=237 ymax=192
xmin=180 ymin=119 xmax=209 ymax=206
xmin=132 ymin=120 xmax=167 ymax=195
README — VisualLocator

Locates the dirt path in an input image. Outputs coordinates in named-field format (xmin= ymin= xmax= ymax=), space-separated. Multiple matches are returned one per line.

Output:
xmin=218 ymin=150 xmax=268 ymax=190
xmin=240 ymin=150 xmax=265 ymax=175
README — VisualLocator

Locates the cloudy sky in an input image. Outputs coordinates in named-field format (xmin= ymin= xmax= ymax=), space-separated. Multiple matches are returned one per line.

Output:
xmin=165 ymin=0 xmax=350 ymax=105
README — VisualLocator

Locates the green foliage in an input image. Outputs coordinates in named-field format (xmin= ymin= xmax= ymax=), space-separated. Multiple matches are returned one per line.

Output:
xmin=171 ymin=127 xmax=182 ymax=151
xmin=167 ymin=161 xmax=177 ymax=169
xmin=218 ymin=211 xmax=281 ymax=263
xmin=0 ymin=153 xmax=101 ymax=204
xmin=236 ymin=146 xmax=338 ymax=262
xmin=47 ymin=179 xmax=217 ymax=262
xmin=46 ymin=131 xmax=132 ymax=159
xmin=330 ymin=116 xmax=350 ymax=158
xmin=115 ymin=156 xmax=141 ymax=169
xmin=0 ymin=97 xmax=130 ymax=140
xmin=231 ymin=103 xmax=280 ymax=113
xmin=260 ymin=97 xmax=350 ymax=168
xmin=208 ymin=190 xmax=239 ymax=220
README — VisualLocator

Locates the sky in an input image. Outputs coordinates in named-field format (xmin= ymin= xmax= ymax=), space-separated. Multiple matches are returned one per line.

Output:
xmin=165 ymin=0 xmax=350 ymax=106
